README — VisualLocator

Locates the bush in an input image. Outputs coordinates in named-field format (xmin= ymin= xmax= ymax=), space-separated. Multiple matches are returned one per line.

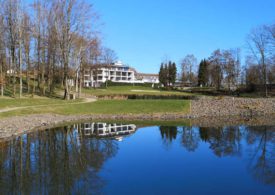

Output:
xmin=105 ymin=80 xmax=160 ymax=88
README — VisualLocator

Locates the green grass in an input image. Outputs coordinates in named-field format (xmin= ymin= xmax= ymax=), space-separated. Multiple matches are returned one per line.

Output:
xmin=0 ymin=100 xmax=190 ymax=118
xmin=0 ymin=85 xmax=191 ymax=118
xmin=82 ymin=86 xmax=194 ymax=96
xmin=0 ymin=97 xmax=80 ymax=109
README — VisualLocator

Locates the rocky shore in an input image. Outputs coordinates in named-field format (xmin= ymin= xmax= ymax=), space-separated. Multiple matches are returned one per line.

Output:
xmin=1 ymin=96 xmax=275 ymax=140
xmin=191 ymin=96 xmax=275 ymax=117
xmin=0 ymin=113 xmax=188 ymax=139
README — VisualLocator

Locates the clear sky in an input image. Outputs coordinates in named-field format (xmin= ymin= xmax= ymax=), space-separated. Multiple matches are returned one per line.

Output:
xmin=92 ymin=0 xmax=275 ymax=73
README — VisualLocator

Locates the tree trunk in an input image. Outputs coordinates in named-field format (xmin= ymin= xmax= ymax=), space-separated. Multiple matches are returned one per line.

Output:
xmin=64 ymin=80 xmax=70 ymax=100
xmin=26 ymin=55 xmax=30 ymax=93
xmin=11 ymin=49 xmax=16 ymax=98
xmin=262 ymin=53 xmax=268 ymax=97
xmin=19 ymin=34 xmax=23 ymax=98
xmin=41 ymin=46 xmax=46 ymax=96
xmin=78 ymin=66 xmax=82 ymax=98
xmin=32 ymin=69 xmax=36 ymax=98
xmin=0 ymin=64 xmax=3 ymax=97
xmin=75 ymin=70 xmax=78 ymax=97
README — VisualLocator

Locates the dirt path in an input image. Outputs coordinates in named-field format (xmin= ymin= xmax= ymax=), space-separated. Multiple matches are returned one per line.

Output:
xmin=0 ymin=97 xmax=97 ymax=113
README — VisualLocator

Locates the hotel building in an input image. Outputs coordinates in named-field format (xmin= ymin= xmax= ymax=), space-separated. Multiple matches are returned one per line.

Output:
xmin=84 ymin=61 xmax=159 ymax=87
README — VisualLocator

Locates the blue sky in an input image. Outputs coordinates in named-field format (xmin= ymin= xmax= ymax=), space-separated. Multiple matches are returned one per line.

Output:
xmin=92 ymin=0 xmax=275 ymax=73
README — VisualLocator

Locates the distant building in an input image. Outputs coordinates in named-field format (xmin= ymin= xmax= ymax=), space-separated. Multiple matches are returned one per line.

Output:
xmin=84 ymin=61 xmax=159 ymax=87
xmin=136 ymin=73 xmax=159 ymax=84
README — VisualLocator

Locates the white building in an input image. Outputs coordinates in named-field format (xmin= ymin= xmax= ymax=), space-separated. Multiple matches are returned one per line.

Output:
xmin=136 ymin=73 xmax=159 ymax=84
xmin=84 ymin=61 xmax=135 ymax=87
xmin=84 ymin=61 xmax=159 ymax=87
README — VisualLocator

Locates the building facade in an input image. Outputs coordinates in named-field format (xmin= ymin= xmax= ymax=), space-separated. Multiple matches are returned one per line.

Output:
xmin=136 ymin=73 xmax=159 ymax=84
xmin=84 ymin=61 xmax=159 ymax=87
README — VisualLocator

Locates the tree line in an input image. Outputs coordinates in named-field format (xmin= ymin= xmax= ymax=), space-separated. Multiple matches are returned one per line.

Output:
xmin=0 ymin=0 xmax=115 ymax=99
xmin=158 ymin=23 xmax=274 ymax=96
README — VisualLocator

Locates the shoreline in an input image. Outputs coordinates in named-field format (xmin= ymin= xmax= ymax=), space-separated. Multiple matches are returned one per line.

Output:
xmin=1 ymin=96 xmax=275 ymax=140
xmin=1 ymin=112 xmax=275 ymax=141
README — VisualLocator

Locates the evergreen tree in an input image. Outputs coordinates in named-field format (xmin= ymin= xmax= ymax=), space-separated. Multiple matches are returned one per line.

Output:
xmin=159 ymin=61 xmax=177 ymax=88
xmin=198 ymin=59 xmax=209 ymax=86
xmin=159 ymin=63 xmax=165 ymax=86
xmin=164 ymin=63 xmax=169 ymax=87
xmin=168 ymin=61 xmax=173 ymax=86
xmin=171 ymin=62 xmax=177 ymax=85
xmin=198 ymin=60 xmax=204 ymax=86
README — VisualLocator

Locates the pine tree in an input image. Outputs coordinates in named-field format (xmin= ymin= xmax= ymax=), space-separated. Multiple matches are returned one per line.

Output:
xmin=168 ymin=61 xmax=172 ymax=86
xmin=159 ymin=61 xmax=177 ymax=88
xmin=164 ymin=63 xmax=168 ymax=87
xmin=203 ymin=59 xmax=209 ymax=86
xmin=171 ymin=62 xmax=177 ymax=85
xmin=198 ymin=60 xmax=204 ymax=86
xmin=159 ymin=63 xmax=165 ymax=86
xmin=198 ymin=59 xmax=209 ymax=86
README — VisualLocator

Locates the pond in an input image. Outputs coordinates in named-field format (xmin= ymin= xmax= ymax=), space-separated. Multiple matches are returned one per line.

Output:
xmin=0 ymin=122 xmax=274 ymax=194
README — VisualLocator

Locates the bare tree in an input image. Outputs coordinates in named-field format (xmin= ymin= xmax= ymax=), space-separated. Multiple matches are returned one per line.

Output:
xmin=4 ymin=0 xmax=19 ymax=97
xmin=223 ymin=48 xmax=241 ymax=90
xmin=101 ymin=47 xmax=117 ymax=65
xmin=17 ymin=0 xmax=23 ymax=98
xmin=54 ymin=0 xmax=97 ymax=99
xmin=247 ymin=25 xmax=273 ymax=97
xmin=22 ymin=12 xmax=31 ymax=93
xmin=208 ymin=49 xmax=224 ymax=90
xmin=32 ymin=0 xmax=49 ymax=96
xmin=181 ymin=54 xmax=197 ymax=85
xmin=0 ymin=13 xmax=6 ymax=96
xmin=71 ymin=34 xmax=89 ymax=98
xmin=245 ymin=56 xmax=261 ymax=91
xmin=87 ymin=37 xmax=102 ymax=89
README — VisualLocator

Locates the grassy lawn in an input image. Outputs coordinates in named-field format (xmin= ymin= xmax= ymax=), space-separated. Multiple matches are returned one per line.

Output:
xmin=0 ymin=85 xmax=191 ymax=118
xmin=0 ymin=97 xmax=80 ymax=109
xmin=82 ymin=86 xmax=194 ymax=96
xmin=0 ymin=100 xmax=190 ymax=118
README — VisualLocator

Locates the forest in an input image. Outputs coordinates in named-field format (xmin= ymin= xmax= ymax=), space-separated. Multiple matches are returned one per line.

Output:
xmin=0 ymin=0 xmax=116 ymax=99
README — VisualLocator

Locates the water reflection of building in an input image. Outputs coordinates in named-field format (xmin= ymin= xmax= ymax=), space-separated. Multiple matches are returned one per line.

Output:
xmin=78 ymin=123 xmax=136 ymax=140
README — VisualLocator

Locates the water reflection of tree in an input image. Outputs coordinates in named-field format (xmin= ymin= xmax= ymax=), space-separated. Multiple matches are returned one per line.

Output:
xmin=199 ymin=126 xmax=242 ymax=157
xmin=0 ymin=124 xmax=118 ymax=194
xmin=181 ymin=127 xmax=200 ymax=152
xmin=199 ymin=125 xmax=275 ymax=185
xmin=159 ymin=126 xmax=178 ymax=147
xmin=244 ymin=126 xmax=275 ymax=186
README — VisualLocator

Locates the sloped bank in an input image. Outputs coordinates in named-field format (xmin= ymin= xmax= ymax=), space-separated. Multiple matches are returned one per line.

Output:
xmin=191 ymin=96 xmax=275 ymax=117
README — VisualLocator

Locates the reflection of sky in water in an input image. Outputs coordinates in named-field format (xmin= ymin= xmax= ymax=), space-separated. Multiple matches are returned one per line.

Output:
xmin=0 ymin=123 xmax=274 ymax=194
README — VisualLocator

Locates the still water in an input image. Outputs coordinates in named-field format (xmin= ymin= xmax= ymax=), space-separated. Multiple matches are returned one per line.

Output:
xmin=0 ymin=122 xmax=274 ymax=194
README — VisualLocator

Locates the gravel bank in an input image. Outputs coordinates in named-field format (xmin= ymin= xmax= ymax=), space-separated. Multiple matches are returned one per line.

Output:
xmin=191 ymin=96 xmax=275 ymax=117
xmin=0 ymin=113 xmax=191 ymax=139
